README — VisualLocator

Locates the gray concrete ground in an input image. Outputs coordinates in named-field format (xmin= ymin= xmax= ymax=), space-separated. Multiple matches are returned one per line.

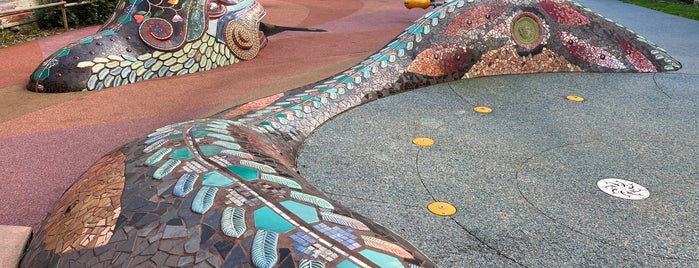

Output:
xmin=298 ymin=1 xmax=698 ymax=266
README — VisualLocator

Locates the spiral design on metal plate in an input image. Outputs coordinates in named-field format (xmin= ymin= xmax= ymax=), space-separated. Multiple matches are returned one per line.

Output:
xmin=511 ymin=12 xmax=544 ymax=50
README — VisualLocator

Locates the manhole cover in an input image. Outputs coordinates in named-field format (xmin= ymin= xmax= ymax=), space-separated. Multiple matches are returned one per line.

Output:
xmin=597 ymin=178 xmax=650 ymax=200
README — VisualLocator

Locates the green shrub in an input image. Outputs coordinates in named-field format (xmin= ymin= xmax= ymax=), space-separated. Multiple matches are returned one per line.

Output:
xmin=38 ymin=0 xmax=118 ymax=28
xmin=622 ymin=0 xmax=699 ymax=20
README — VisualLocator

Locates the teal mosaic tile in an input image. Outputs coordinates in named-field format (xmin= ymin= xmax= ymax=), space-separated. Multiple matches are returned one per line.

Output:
xmin=254 ymin=207 xmax=294 ymax=233
xmin=199 ymin=145 xmax=223 ymax=156
xmin=169 ymin=147 xmax=194 ymax=160
xmin=337 ymin=260 xmax=360 ymax=268
xmin=280 ymin=201 xmax=319 ymax=224
xmin=227 ymin=166 xmax=259 ymax=181
xmin=359 ymin=249 xmax=403 ymax=267
xmin=202 ymin=171 xmax=235 ymax=187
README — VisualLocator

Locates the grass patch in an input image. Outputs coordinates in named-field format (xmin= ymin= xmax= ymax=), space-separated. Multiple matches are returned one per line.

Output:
xmin=621 ymin=0 xmax=699 ymax=20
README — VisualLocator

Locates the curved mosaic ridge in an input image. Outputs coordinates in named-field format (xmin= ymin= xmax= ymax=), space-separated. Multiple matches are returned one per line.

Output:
xmin=22 ymin=0 xmax=680 ymax=267
xmin=27 ymin=0 xmax=267 ymax=93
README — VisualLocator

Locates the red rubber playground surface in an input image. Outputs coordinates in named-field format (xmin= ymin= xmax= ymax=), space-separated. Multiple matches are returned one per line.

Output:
xmin=0 ymin=0 xmax=425 ymax=229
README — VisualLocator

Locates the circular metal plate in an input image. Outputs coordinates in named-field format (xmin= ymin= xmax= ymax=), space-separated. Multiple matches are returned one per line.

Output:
xmin=427 ymin=201 xmax=457 ymax=216
xmin=473 ymin=106 xmax=493 ymax=114
xmin=412 ymin=137 xmax=435 ymax=147
xmin=597 ymin=178 xmax=650 ymax=200
xmin=511 ymin=12 xmax=545 ymax=50
xmin=566 ymin=95 xmax=585 ymax=102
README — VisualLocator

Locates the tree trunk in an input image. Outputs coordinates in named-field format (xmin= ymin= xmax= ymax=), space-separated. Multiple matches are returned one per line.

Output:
xmin=695 ymin=0 xmax=698 ymax=8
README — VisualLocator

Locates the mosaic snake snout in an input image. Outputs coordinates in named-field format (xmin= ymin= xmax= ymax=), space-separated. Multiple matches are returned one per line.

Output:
xmin=27 ymin=0 xmax=267 ymax=93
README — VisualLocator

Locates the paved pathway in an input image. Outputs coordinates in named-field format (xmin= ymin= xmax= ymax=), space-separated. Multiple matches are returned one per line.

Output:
xmin=299 ymin=0 xmax=698 ymax=266
xmin=0 ymin=0 xmax=424 ymax=229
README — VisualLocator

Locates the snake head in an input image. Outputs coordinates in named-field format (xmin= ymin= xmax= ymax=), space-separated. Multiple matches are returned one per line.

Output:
xmin=27 ymin=0 xmax=267 ymax=93
xmin=403 ymin=0 xmax=680 ymax=81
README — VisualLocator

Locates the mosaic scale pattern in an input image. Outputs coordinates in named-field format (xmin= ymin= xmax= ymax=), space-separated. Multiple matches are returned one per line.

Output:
xmin=22 ymin=0 xmax=680 ymax=267
xmin=27 ymin=0 xmax=266 ymax=93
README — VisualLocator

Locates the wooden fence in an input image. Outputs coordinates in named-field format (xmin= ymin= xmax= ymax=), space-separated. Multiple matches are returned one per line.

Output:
xmin=0 ymin=0 xmax=92 ymax=30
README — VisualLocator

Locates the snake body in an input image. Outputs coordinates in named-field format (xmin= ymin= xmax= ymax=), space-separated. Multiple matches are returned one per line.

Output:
xmin=22 ymin=0 xmax=680 ymax=267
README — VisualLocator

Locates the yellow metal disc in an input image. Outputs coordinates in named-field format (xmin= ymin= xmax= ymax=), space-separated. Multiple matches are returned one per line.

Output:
xmin=427 ymin=201 xmax=457 ymax=216
xmin=473 ymin=106 xmax=493 ymax=114
xmin=412 ymin=137 xmax=434 ymax=147
xmin=566 ymin=95 xmax=585 ymax=102
xmin=404 ymin=0 xmax=431 ymax=9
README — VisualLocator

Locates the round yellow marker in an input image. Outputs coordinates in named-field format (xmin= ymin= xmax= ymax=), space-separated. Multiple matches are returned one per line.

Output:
xmin=427 ymin=201 xmax=457 ymax=216
xmin=412 ymin=137 xmax=434 ymax=147
xmin=473 ymin=106 xmax=493 ymax=114
xmin=404 ymin=0 xmax=431 ymax=9
xmin=566 ymin=95 xmax=585 ymax=102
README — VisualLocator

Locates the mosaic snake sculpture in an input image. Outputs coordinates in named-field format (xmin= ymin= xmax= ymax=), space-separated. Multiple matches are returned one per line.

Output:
xmin=27 ymin=0 xmax=273 ymax=93
xmin=22 ymin=0 xmax=680 ymax=267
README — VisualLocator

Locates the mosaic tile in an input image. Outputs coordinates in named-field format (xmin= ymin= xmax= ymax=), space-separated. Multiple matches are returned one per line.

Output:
xmin=280 ymin=201 xmax=320 ymax=224
xmin=290 ymin=191 xmax=334 ymax=209
xmin=192 ymin=186 xmax=218 ymax=214
xmin=261 ymin=173 xmax=302 ymax=190
xmin=252 ymin=230 xmax=279 ymax=268
xmin=199 ymin=145 xmax=223 ymax=156
xmin=313 ymin=223 xmax=360 ymax=250
xmin=254 ymin=207 xmax=294 ymax=233
xmin=173 ymin=173 xmax=198 ymax=197
xmin=153 ymin=159 xmax=181 ymax=179
xmin=227 ymin=165 xmax=260 ymax=181
xmin=169 ymin=147 xmax=194 ymax=160
xmin=221 ymin=207 xmax=247 ymax=238
xmin=359 ymin=249 xmax=404 ymax=267
xmin=145 ymin=147 xmax=171 ymax=166
xmin=201 ymin=171 xmax=236 ymax=187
